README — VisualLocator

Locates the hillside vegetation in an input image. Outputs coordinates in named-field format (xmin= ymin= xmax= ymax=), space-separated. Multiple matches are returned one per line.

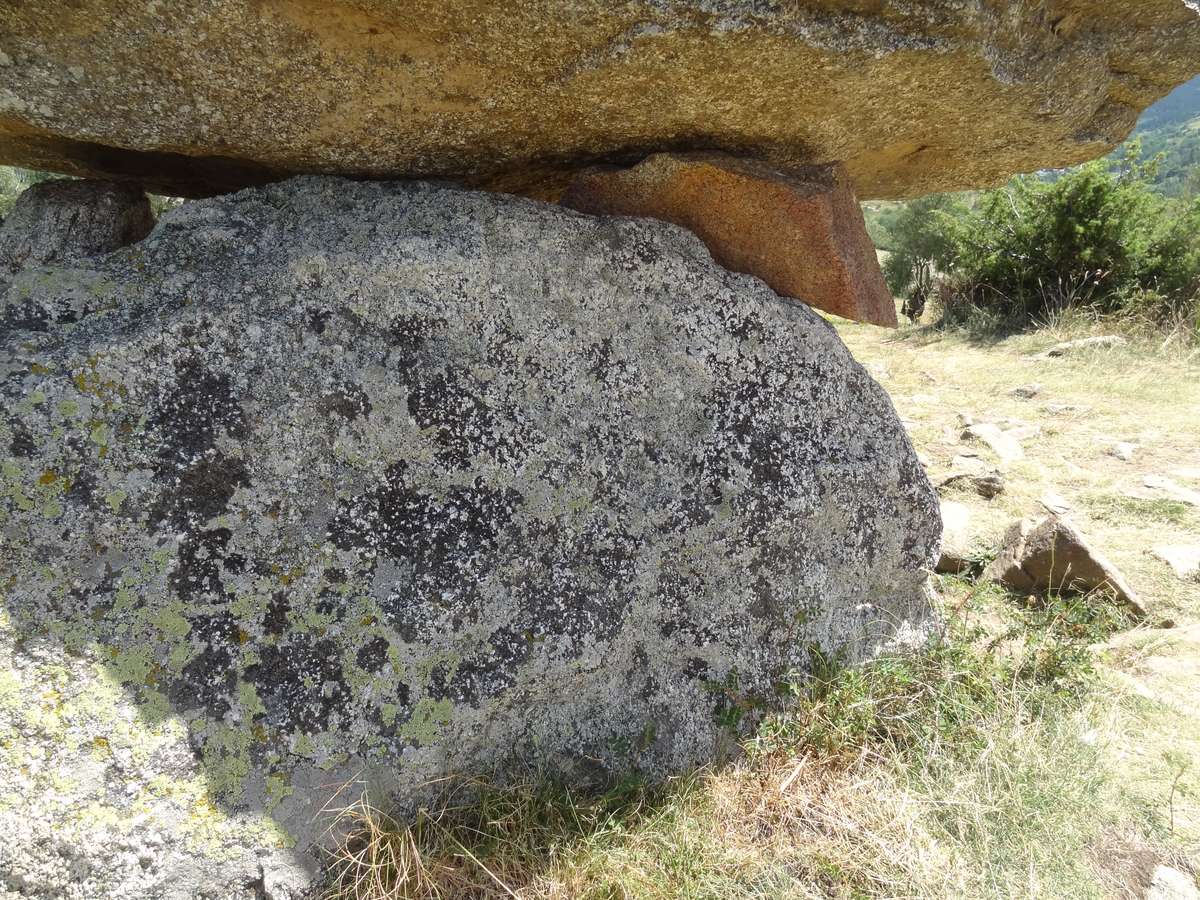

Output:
xmin=864 ymin=77 xmax=1200 ymax=337
xmin=1134 ymin=76 xmax=1200 ymax=198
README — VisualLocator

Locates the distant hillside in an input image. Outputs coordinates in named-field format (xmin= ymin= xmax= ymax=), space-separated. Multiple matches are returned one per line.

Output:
xmin=1131 ymin=75 xmax=1200 ymax=196
xmin=1138 ymin=75 xmax=1200 ymax=131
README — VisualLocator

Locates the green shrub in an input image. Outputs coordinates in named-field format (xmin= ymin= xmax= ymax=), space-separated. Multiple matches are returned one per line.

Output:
xmin=948 ymin=148 xmax=1200 ymax=325
xmin=878 ymin=146 xmax=1200 ymax=332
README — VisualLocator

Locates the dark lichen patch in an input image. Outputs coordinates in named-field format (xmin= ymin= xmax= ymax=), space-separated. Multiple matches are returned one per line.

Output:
xmin=387 ymin=312 xmax=447 ymax=357
xmin=8 ymin=421 xmax=36 ymax=457
xmin=502 ymin=535 xmax=635 ymax=648
xmin=401 ymin=365 xmax=530 ymax=469
xmin=248 ymin=637 xmax=350 ymax=734
xmin=329 ymin=463 xmax=520 ymax=577
xmin=306 ymin=307 xmax=333 ymax=335
xmin=318 ymin=383 xmax=371 ymax=421
xmin=0 ymin=299 xmax=52 ymax=334
xmin=262 ymin=592 xmax=292 ymax=637
xmin=168 ymin=611 xmax=241 ymax=719
xmin=676 ymin=354 xmax=814 ymax=536
xmin=154 ymin=453 xmax=248 ymax=529
xmin=354 ymin=635 xmax=390 ymax=671
xmin=149 ymin=355 xmax=248 ymax=473
xmin=425 ymin=637 xmax=522 ymax=705
xmin=64 ymin=462 xmax=101 ymax=510
xmin=169 ymin=526 xmax=237 ymax=601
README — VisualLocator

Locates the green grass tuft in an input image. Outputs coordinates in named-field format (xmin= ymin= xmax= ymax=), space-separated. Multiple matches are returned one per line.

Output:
xmin=1084 ymin=493 xmax=1196 ymax=527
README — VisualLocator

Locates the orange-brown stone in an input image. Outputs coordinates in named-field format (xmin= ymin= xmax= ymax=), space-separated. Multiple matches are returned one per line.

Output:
xmin=561 ymin=154 xmax=897 ymax=328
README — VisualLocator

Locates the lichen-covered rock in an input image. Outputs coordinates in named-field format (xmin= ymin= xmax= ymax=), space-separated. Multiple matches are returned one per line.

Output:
xmin=0 ymin=177 xmax=938 ymax=896
xmin=562 ymin=155 xmax=897 ymax=327
xmin=1 ymin=2 xmax=1198 ymax=199
xmin=0 ymin=179 xmax=153 ymax=276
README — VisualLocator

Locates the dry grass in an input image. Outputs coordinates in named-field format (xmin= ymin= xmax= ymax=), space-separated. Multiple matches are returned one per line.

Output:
xmin=321 ymin=317 xmax=1200 ymax=900
xmin=837 ymin=315 xmax=1200 ymax=620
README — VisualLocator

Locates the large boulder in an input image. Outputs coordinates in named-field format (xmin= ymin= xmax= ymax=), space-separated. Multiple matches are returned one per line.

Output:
xmin=0 ymin=2 xmax=1197 ymax=199
xmin=0 ymin=178 xmax=939 ymax=896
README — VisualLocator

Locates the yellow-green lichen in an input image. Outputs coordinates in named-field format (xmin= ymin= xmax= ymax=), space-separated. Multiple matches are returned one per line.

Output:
xmin=152 ymin=604 xmax=192 ymax=640
xmin=199 ymin=724 xmax=253 ymax=800
xmin=400 ymin=698 xmax=454 ymax=747
xmin=89 ymin=422 xmax=111 ymax=447
xmin=237 ymin=680 xmax=267 ymax=720
xmin=106 ymin=644 xmax=155 ymax=686
xmin=380 ymin=703 xmax=398 ymax=727
xmin=264 ymin=771 xmax=294 ymax=812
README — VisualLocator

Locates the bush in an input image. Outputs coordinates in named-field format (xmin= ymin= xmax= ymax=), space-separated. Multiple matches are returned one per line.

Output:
xmin=950 ymin=149 xmax=1200 ymax=325
xmin=879 ymin=194 xmax=967 ymax=322
xmin=880 ymin=146 xmax=1200 ymax=332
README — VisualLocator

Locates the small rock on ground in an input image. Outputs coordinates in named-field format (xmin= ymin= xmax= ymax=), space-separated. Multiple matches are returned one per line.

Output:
xmin=937 ymin=500 xmax=974 ymax=575
xmin=1147 ymin=865 xmax=1199 ymax=900
xmin=962 ymin=423 xmax=1025 ymax=465
xmin=1005 ymin=424 xmax=1042 ymax=442
xmin=950 ymin=453 xmax=990 ymax=475
xmin=1043 ymin=403 xmax=1092 ymax=416
xmin=1039 ymin=492 xmax=1074 ymax=516
xmin=1108 ymin=441 xmax=1138 ymax=462
xmin=939 ymin=470 xmax=1005 ymax=500
xmin=1151 ymin=545 xmax=1200 ymax=581
xmin=1010 ymin=383 xmax=1042 ymax=399
xmin=985 ymin=516 xmax=1144 ymax=616
xmin=1145 ymin=476 xmax=1200 ymax=507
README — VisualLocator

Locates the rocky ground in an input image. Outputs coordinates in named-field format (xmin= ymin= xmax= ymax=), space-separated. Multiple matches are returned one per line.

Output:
xmin=838 ymin=316 xmax=1200 ymax=870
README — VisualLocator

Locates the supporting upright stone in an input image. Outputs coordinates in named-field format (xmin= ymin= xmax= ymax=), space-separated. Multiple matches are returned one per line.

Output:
xmin=0 ymin=179 xmax=153 ymax=275
xmin=562 ymin=154 xmax=897 ymax=327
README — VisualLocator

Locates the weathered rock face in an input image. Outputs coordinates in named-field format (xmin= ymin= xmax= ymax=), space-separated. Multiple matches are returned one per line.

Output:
xmin=985 ymin=516 xmax=1144 ymax=615
xmin=1 ymin=1 xmax=1198 ymax=199
xmin=0 ymin=178 xmax=153 ymax=276
xmin=562 ymin=155 xmax=897 ymax=327
xmin=0 ymin=178 xmax=939 ymax=896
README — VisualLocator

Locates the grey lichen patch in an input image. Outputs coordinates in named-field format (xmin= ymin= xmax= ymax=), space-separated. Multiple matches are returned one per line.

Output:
xmin=1 ymin=176 xmax=939 ymax=897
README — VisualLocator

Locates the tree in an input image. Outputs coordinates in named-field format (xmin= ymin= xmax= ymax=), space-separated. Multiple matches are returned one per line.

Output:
xmin=880 ymin=194 xmax=964 ymax=322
